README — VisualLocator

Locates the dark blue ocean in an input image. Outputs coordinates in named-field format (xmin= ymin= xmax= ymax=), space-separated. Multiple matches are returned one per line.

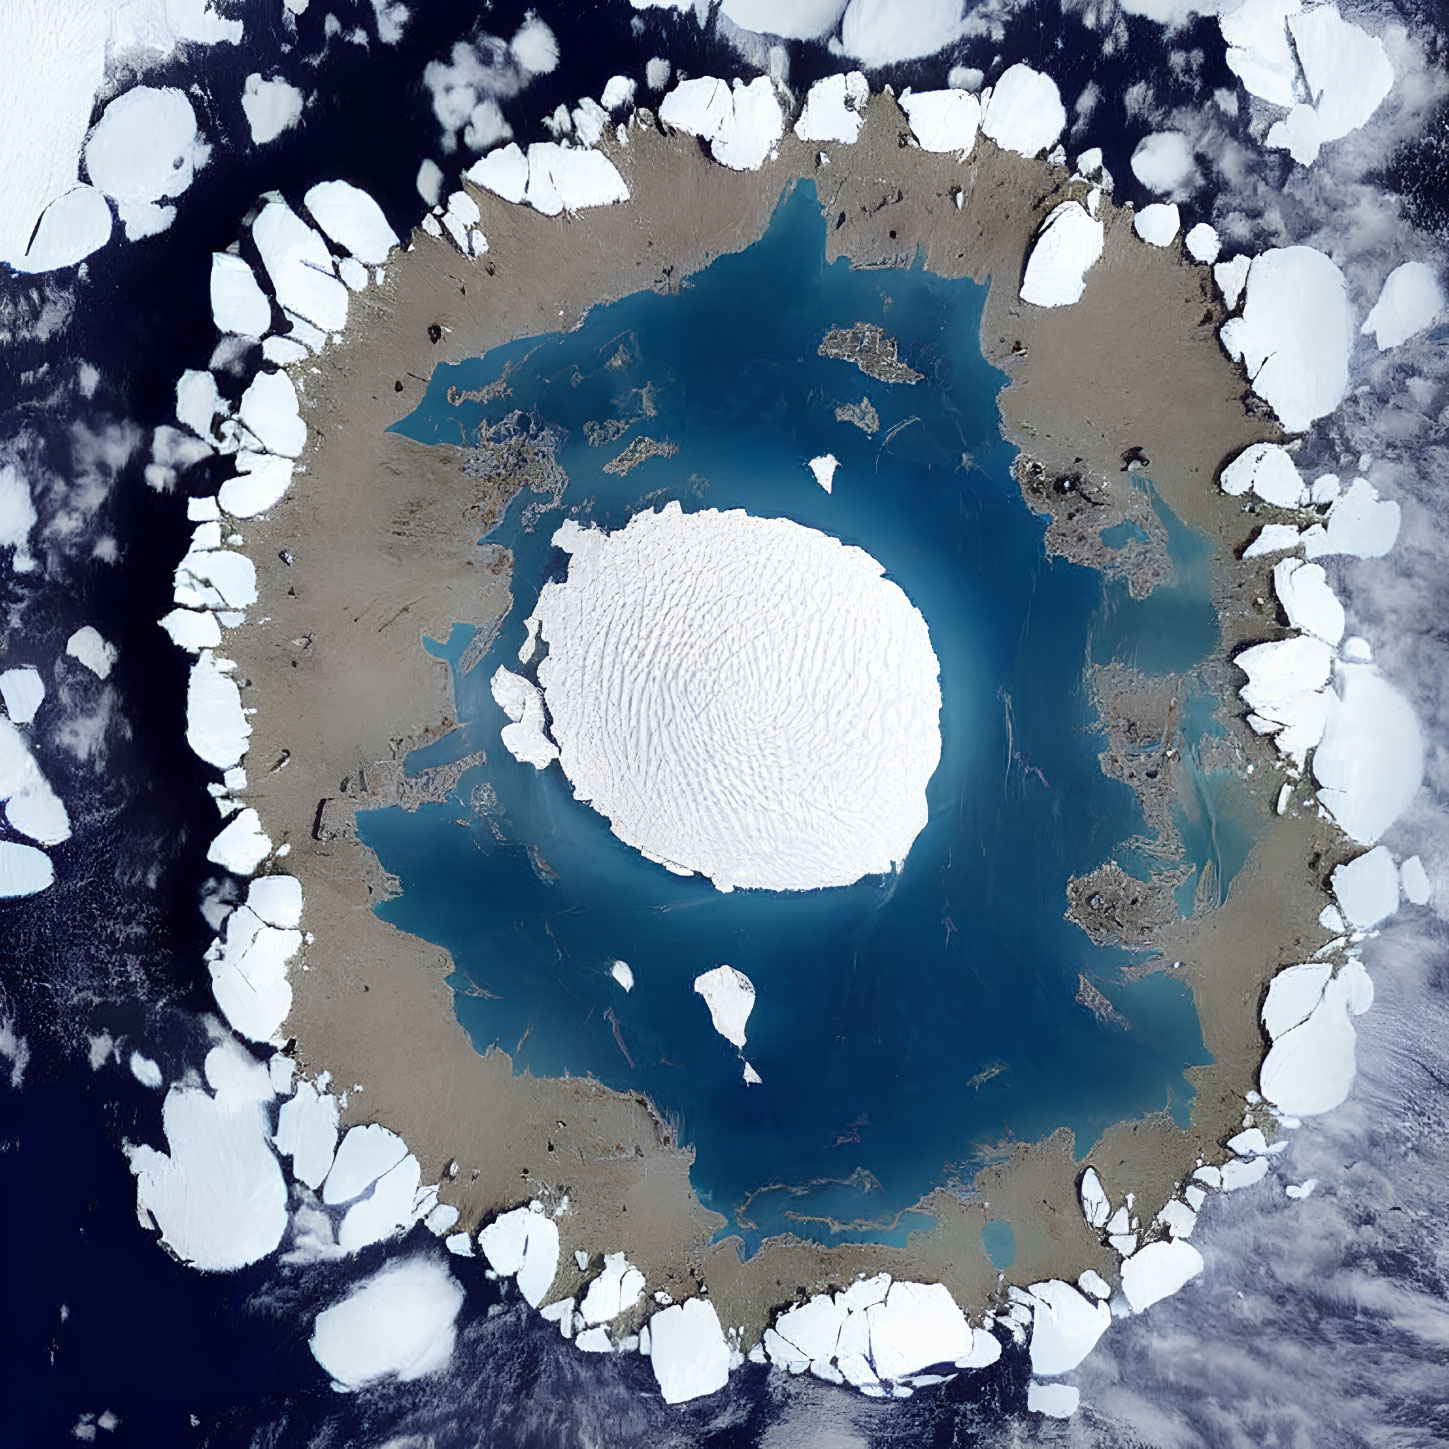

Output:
xmin=360 ymin=181 xmax=1251 ymax=1253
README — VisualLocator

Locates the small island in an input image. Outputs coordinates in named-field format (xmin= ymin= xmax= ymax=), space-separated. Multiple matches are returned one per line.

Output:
xmin=818 ymin=322 xmax=923 ymax=384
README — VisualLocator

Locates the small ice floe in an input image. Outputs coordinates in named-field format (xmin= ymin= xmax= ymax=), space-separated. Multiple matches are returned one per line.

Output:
xmin=0 ymin=667 xmax=45 ymax=725
xmin=1214 ymin=253 xmax=1251 ymax=311
xmin=129 ymin=1051 xmax=163 ymax=1089
xmin=1285 ymin=1179 xmax=1318 ymax=1199
xmin=898 ymin=87 xmax=981 ymax=155
xmin=579 ymin=1252 xmax=645 ymax=1324
xmin=1185 ymin=223 xmax=1221 ymax=264
xmin=478 ymin=1203 xmax=560 ymax=1307
xmin=1301 ymin=478 xmax=1400 ymax=560
xmin=1133 ymin=202 xmax=1181 ymax=248
xmin=1155 ymin=1197 xmax=1198 ymax=1237
xmin=1400 ymin=855 xmax=1431 ymax=905
xmin=176 ymin=370 xmax=227 ymax=441
xmin=66 ymin=626 xmax=117 ymax=679
xmin=1273 ymin=559 xmax=1344 ymax=646
xmin=1220 ymin=247 xmax=1351 ymax=433
xmin=743 ymin=1062 xmax=762 ymax=1085
xmin=1361 ymin=262 xmax=1446 ymax=350
xmin=795 ymin=72 xmax=869 ymax=145
xmin=127 ymin=1041 xmax=288 ymax=1270
xmin=304 ymin=180 xmax=399 ymax=265
xmin=1130 ymin=131 xmax=1198 ymax=197
xmin=490 ymin=666 xmax=558 ymax=769
xmin=1077 ymin=1269 xmax=1111 ymax=1300
xmin=207 ymin=808 xmax=273 ymax=875
xmin=210 ymin=254 xmax=272 ymax=339
xmin=807 ymin=454 xmax=838 ymax=493
xmin=275 ymin=1079 xmax=339 ymax=1189
xmin=1020 ymin=202 xmax=1103 ymax=308
xmin=186 ymin=651 xmax=249 ymax=770
xmin=610 ymin=960 xmax=634 ymax=991
xmin=1264 ymin=4 xmax=1394 ymax=166
xmin=1119 ymin=1238 xmax=1204 ymax=1312
xmin=252 ymin=199 xmax=350 ymax=335
xmin=1027 ymin=1279 xmax=1110 ymax=1376
xmin=1243 ymin=523 xmax=1303 ymax=558
xmin=1079 ymin=1167 xmax=1110 ymax=1229
xmin=310 ymin=1258 xmax=464 ymax=1390
xmin=649 ymin=1297 xmax=731 ymax=1405
xmin=1332 ymin=846 xmax=1398 ymax=930
xmin=242 ymin=75 xmax=305 ymax=146
xmin=0 ymin=842 xmax=54 ymax=898
xmin=980 ymin=64 xmax=1065 ymax=158
xmin=659 ymin=76 xmax=784 ymax=172
xmin=1 ymin=715 xmax=71 ymax=846
xmin=1028 ymin=1381 xmax=1080 ymax=1418
xmin=84 ymin=87 xmax=208 ymax=241
xmin=694 ymin=966 xmax=755 ymax=1050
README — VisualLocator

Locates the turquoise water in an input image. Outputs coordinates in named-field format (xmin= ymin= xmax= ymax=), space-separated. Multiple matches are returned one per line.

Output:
xmin=360 ymin=182 xmax=1231 ymax=1252
xmin=981 ymin=1220 xmax=1018 ymax=1271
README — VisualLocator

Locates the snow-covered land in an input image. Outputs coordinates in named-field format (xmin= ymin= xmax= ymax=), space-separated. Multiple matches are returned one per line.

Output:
xmin=694 ymin=966 xmax=756 ymax=1049
xmin=519 ymin=503 xmax=941 ymax=892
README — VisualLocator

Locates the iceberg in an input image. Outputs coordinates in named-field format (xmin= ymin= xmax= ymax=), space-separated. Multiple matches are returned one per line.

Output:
xmin=1272 ymin=559 xmax=1344 ymax=646
xmin=490 ymin=667 xmax=558 ymax=769
xmin=649 ymin=1297 xmax=731 ymax=1404
xmin=660 ymin=77 xmax=783 ymax=172
xmin=186 ymin=651 xmax=250 ymax=769
xmin=251 ymin=200 xmax=349 ymax=335
xmin=1186 ymin=223 xmax=1221 ymax=264
xmin=1262 ymin=962 xmax=1332 ymax=1039
xmin=807 ymin=453 xmax=839 ymax=492
xmin=207 ymin=901 xmax=300 ymax=1043
xmin=207 ymin=808 xmax=272 ymax=875
xmin=1021 ymin=202 xmax=1104 ymax=308
xmin=899 ymin=88 xmax=981 ymax=155
xmin=1301 ymin=478 xmax=1400 ymax=560
xmin=210 ymin=254 xmax=272 ymax=338
xmin=866 ymin=1281 xmax=971 ymax=1379
xmin=324 ymin=1123 xmax=410 ymax=1205
xmin=1400 ymin=855 xmax=1431 ymax=905
xmin=0 ymin=667 xmax=45 ymax=725
xmin=9 ymin=186 xmax=113 ymax=274
xmin=1260 ymin=973 xmax=1357 ymax=1115
xmin=66 ymin=626 xmax=117 ymax=679
xmin=0 ymin=842 xmax=54 ymax=898
xmin=1220 ymin=0 xmax=1304 ymax=107
xmin=980 ymin=64 xmax=1065 ymax=157
xmin=694 ymin=966 xmax=755 ymax=1049
xmin=1028 ymin=1382 xmax=1080 ymax=1418
xmin=338 ymin=1152 xmax=423 ymax=1252
xmin=1331 ymin=845 xmax=1399 ymax=929
xmin=1361 ymin=262 xmax=1445 ymax=350
xmin=1079 ymin=1167 xmax=1110 ymax=1228
xmin=274 ymin=1079 xmax=338 ymax=1190
xmin=478 ymin=1204 xmax=559 ymax=1306
xmin=0 ymin=716 xmax=71 ymax=846
xmin=84 ymin=86 xmax=206 ymax=240
xmin=579 ymin=1252 xmax=646 ymax=1324
xmin=237 ymin=370 xmax=306 ymax=458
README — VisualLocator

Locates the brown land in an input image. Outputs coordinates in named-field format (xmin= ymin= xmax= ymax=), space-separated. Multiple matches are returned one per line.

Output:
xmin=224 ymin=92 xmax=1339 ymax=1339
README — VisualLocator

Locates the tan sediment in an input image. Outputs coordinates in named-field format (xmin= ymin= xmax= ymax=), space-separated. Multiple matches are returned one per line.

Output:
xmin=226 ymin=93 xmax=1332 ymax=1335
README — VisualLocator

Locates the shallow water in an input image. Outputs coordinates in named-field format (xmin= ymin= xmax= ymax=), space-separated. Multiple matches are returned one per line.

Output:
xmin=362 ymin=181 xmax=1235 ymax=1251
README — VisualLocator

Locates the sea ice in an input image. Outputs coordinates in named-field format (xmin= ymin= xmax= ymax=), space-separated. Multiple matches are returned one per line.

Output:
xmin=1220 ymin=1156 xmax=1270 ymax=1190
xmin=1331 ymin=846 xmax=1399 ymax=929
xmin=1028 ymin=1280 xmax=1110 ymax=1375
xmin=1220 ymin=0 xmax=1304 ymax=108
xmin=1260 ymin=974 xmax=1357 ymax=1115
xmin=274 ymin=1079 xmax=338 ymax=1189
xmin=66 ymin=626 xmax=117 ymax=679
xmin=773 ymin=1295 xmax=845 ymax=1363
xmin=1314 ymin=665 xmax=1422 ymax=844
xmin=176 ymin=370 xmax=226 ymax=441
xmin=649 ymin=1297 xmax=731 ymax=1404
xmin=526 ymin=504 xmax=941 ymax=892
xmin=210 ymin=254 xmax=272 ymax=338
xmin=1273 ymin=559 xmax=1344 ymax=645
xmin=1130 ymin=131 xmax=1197 ymax=196
xmin=980 ymin=65 xmax=1065 ymax=157
xmin=807 ymin=453 xmax=839 ymax=492
xmin=1134 ymin=203 xmax=1181 ymax=247
xmin=490 ymin=667 xmax=558 ymax=769
xmin=1079 ymin=1167 xmax=1110 ymax=1228
xmin=1120 ymin=1238 xmax=1204 ymax=1312
xmin=84 ymin=87 xmax=206 ymax=240
xmin=186 ymin=651 xmax=249 ymax=769
xmin=1020 ymin=202 xmax=1104 ymax=307
xmin=1186 ymin=223 xmax=1221 ymax=264
xmin=130 ymin=1051 xmax=163 ymax=1089
xmin=795 ymin=72 xmax=869 ymax=144
xmin=310 ymin=1258 xmax=464 ymax=1390
xmin=478 ymin=1205 xmax=559 ymax=1306
xmin=1400 ymin=855 xmax=1431 ymax=905
xmin=0 ymin=667 xmax=45 ymax=725
xmin=1220 ymin=247 xmax=1350 ymax=433
xmin=1156 ymin=1198 xmax=1197 ymax=1237
xmin=252 ymin=200 xmax=349 ymax=334
xmin=238 ymin=370 xmax=305 ymax=457
xmin=207 ymin=808 xmax=272 ymax=875
xmin=338 ymin=1152 xmax=423 ymax=1252
xmin=610 ymin=960 xmax=634 ymax=991
xmin=1235 ymin=636 xmax=1332 ymax=765
xmin=579 ymin=1252 xmax=646 ymax=1324
xmin=1262 ymin=961 xmax=1332 ymax=1039
xmin=1215 ymin=253 xmax=1251 ymax=310
xmin=467 ymin=144 xmax=530 ymax=204
xmin=1028 ymin=1382 xmax=1080 ymax=1418
xmin=1301 ymin=478 xmax=1400 ymax=560
xmin=866 ymin=1282 xmax=971 ymax=1380
xmin=219 ymin=453 xmax=293 ymax=519
xmin=0 ymin=841 xmax=54 ymax=897
xmin=0 ymin=717 xmax=70 ymax=846
xmin=523 ymin=143 xmax=631 ymax=214
xmin=207 ymin=902 xmax=299 ymax=1043
xmin=694 ymin=966 xmax=755 ymax=1049
xmin=127 ymin=1041 xmax=288 ymax=1271
xmin=242 ymin=75 xmax=305 ymax=146
xmin=1361 ymin=262 xmax=1445 ymax=350
xmin=303 ymin=181 xmax=398 ymax=265
xmin=899 ymin=88 xmax=981 ymax=154
xmin=1078 ymin=1269 xmax=1111 ymax=1300
xmin=1243 ymin=523 xmax=1303 ymax=558
xmin=324 ymin=1123 xmax=409 ymax=1205
xmin=660 ymin=76 xmax=783 ymax=172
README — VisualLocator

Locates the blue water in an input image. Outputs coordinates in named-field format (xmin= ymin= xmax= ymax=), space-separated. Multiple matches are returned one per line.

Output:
xmin=980 ymin=1220 xmax=1018 ymax=1271
xmin=360 ymin=181 xmax=1226 ymax=1253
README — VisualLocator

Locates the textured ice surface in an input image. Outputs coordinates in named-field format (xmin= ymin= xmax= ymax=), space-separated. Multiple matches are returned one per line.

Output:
xmin=1220 ymin=0 xmax=1304 ymax=107
xmin=490 ymin=667 xmax=558 ymax=769
xmin=1273 ymin=559 xmax=1344 ymax=645
xmin=252 ymin=199 xmax=348 ymax=334
xmin=1262 ymin=962 xmax=1332 ymax=1040
xmin=1021 ymin=202 xmax=1104 ymax=307
xmin=477 ymin=1205 xmax=559 ymax=1307
xmin=310 ymin=1258 xmax=464 ymax=1390
xmin=649 ymin=1297 xmax=731 ymax=1404
xmin=207 ymin=902 xmax=300 ymax=1043
xmin=693 ymin=966 xmax=755 ymax=1048
xmin=1361 ymin=262 xmax=1445 ymax=350
xmin=899 ymin=87 xmax=981 ymax=154
xmin=526 ymin=504 xmax=941 ymax=892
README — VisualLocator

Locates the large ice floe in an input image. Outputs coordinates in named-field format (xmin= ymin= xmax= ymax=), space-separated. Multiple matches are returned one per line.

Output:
xmin=503 ymin=503 xmax=941 ymax=892
xmin=1021 ymin=202 xmax=1104 ymax=308
xmin=979 ymin=64 xmax=1065 ymax=158
xmin=1361 ymin=261 xmax=1446 ymax=350
xmin=467 ymin=141 xmax=630 ymax=215
xmin=899 ymin=87 xmax=981 ymax=155
xmin=658 ymin=75 xmax=784 ymax=171
xmin=795 ymin=72 xmax=869 ymax=144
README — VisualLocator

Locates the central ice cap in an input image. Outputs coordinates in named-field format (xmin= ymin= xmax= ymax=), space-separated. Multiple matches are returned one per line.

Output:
xmin=520 ymin=501 xmax=942 ymax=893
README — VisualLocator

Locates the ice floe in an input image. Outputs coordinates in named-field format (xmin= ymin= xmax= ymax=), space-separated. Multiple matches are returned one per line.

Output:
xmin=242 ymin=75 xmax=304 ymax=146
xmin=490 ymin=666 xmax=558 ymax=769
xmin=1215 ymin=253 xmax=1251 ymax=311
xmin=67 ymin=626 xmax=117 ymax=679
xmin=1130 ymin=131 xmax=1198 ymax=197
xmin=1079 ymin=1167 xmax=1110 ymax=1229
xmin=1244 ymin=523 xmax=1303 ymax=558
xmin=1120 ymin=1238 xmax=1204 ymax=1312
xmin=1028 ymin=1279 xmax=1110 ymax=1375
xmin=252 ymin=199 xmax=349 ymax=335
xmin=899 ymin=88 xmax=981 ymax=155
xmin=867 ymin=1281 xmax=971 ymax=1378
xmin=807 ymin=453 xmax=838 ymax=492
xmin=659 ymin=76 xmax=783 ymax=172
xmin=210 ymin=254 xmax=272 ymax=338
xmin=1020 ymin=202 xmax=1103 ymax=308
xmin=980 ymin=65 xmax=1065 ymax=158
xmin=1134 ymin=202 xmax=1181 ymax=247
xmin=610 ymin=960 xmax=634 ymax=991
xmin=310 ymin=1258 xmax=464 ymax=1390
xmin=1260 ymin=971 xmax=1358 ymax=1115
xmin=304 ymin=181 xmax=399 ymax=265
xmin=1361 ymin=262 xmax=1445 ymax=350
xmin=0 ymin=842 xmax=54 ymax=898
xmin=1220 ymin=247 xmax=1350 ymax=433
xmin=476 ymin=142 xmax=631 ymax=215
xmin=238 ymin=370 xmax=305 ymax=457
xmin=579 ymin=1252 xmax=646 ymax=1324
xmin=1301 ymin=478 xmax=1400 ymax=560
xmin=1235 ymin=635 xmax=1332 ymax=766
xmin=1219 ymin=442 xmax=1305 ymax=507
xmin=1273 ymin=559 xmax=1344 ymax=645
xmin=127 ymin=1042 xmax=288 ymax=1271
xmin=274 ymin=1079 xmax=338 ymax=1189
xmin=1029 ymin=1382 xmax=1080 ymax=1418
xmin=1400 ymin=855 xmax=1431 ymax=905
xmin=11 ymin=188 xmax=114 ymax=273
xmin=0 ymin=667 xmax=44 ymax=725
xmin=694 ymin=966 xmax=755 ymax=1049
xmin=1186 ymin=223 xmax=1221 ymax=264
xmin=524 ymin=503 xmax=941 ymax=892
xmin=207 ymin=895 xmax=300 ymax=1043
xmin=478 ymin=1204 xmax=560 ymax=1307
xmin=795 ymin=72 xmax=869 ymax=144
xmin=1220 ymin=0 xmax=1304 ymax=108
xmin=1331 ymin=845 xmax=1398 ymax=929
xmin=324 ymin=1123 xmax=409 ymax=1205
xmin=186 ymin=651 xmax=249 ymax=769
xmin=84 ymin=87 xmax=207 ymax=240
xmin=1262 ymin=961 xmax=1332 ymax=1039
xmin=208 ymin=808 xmax=272 ymax=875
xmin=219 ymin=453 xmax=294 ymax=518
xmin=0 ymin=716 xmax=70 ymax=846
xmin=649 ymin=1297 xmax=731 ymax=1405
xmin=130 ymin=1051 xmax=163 ymax=1089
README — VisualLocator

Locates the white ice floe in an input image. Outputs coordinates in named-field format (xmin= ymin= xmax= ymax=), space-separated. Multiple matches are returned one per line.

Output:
xmin=1220 ymin=442 xmax=1305 ymax=505
xmin=186 ymin=651 xmax=250 ymax=769
xmin=1301 ymin=478 xmax=1400 ymax=560
xmin=66 ymin=626 xmax=117 ymax=679
xmin=0 ymin=842 xmax=54 ymax=898
xmin=1028 ymin=1280 xmax=1110 ymax=1376
xmin=1133 ymin=202 xmax=1181 ymax=247
xmin=1313 ymin=664 xmax=1422 ymax=844
xmin=0 ymin=667 xmax=44 ymax=725
xmin=601 ymin=75 xmax=636 ymax=112
xmin=694 ymin=966 xmax=755 ymax=1049
xmin=130 ymin=1051 xmax=163 ymax=1089
xmin=8 ymin=186 xmax=113 ymax=274
xmin=478 ymin=1204 xmax=560 ymax=1307
xmin=659 ymin=76 xmax=784 ymax=172
xmin=743 ymin=1062 xmax=763 ymax=1085
xmin=649 ymin=1297 xmax=731 ymax=1405
xmin=1331 ymin=845 xmax=1398 ymax=929
xmin=1220 ymin=1156 xmax=1270 ymax=1190
xmin=1079 ymin=1167 xmax=1110 ymax=1229
xmin=1215 ymin=254 xmax=1251 ymax=311
xmin=1157 ymin=1198 xmax=1197 ymax=1237
xmin=1220 ymin=247 xmax=1350 ymax=433
xmin=207 ymin=899 xmax=300 ymax=1043
xmin=1273 ymin=559 xmax=1344 ymax=645
xmin=1400 ymin=855 xmax=1431 ymax=905
xmin=1020 ymin=202 xmax=1104 ymax=308
xmin=868 ymin=1281 xmax=971 ymax=1379
xmin=242 ymin=75 xmax=304 ymax=146
xmin=176 ymin=370 xmax=226 ymax=441
xmin=338 ymin=1152 xmax=423 ymax=1252
xmin=1130 ymin=131 xmax=1198 ymax=197
xmin=1260 ymin=972 xmax=1358 ymax=1115
xmin=1265 ymin=5 xmax=1394 ymax=166
xmin=490 ymin=666 xmax=558 ymax=769
xmin=1120 ymin=1238 xmax=1204 ymax=1312
xmin=807 ymin=454 xmax=839 ymax=492
xmin=1243 ymin=523 xmax=1303 ymax=558
xmin=899 ymin=88 xmax=981 ymax=155
xmin=1220 ymin=0 xmax=1304 ymax=108
xmin=310 ymin=1258 xmax=464 ymax=1391
xmin=1262 ymin=961 xmax=1332 ymax=1039
xmin=238 ymin=370 xmax=305 ymax=457
xmin=1028 ymin=1382 xmax=1080 ymax=1418
xmin=274 ymin=1078 xmax=338 ymax=1189
xmin=127 ymin=1041 xmax=288 ymax=1271
xmin=795 ymin=72 xmax=869 ymax=144
xmin=252 ymin=199 xmax=349 ymax=334
xmin=210 ymin=254 xmax=271 ymax=338
xmin=526 ymin=504 xmax=941 ymax=892
xmin=175 ymin=546 xmax=257 ymax=610
xmin=1235 ymin=635 xmax=1332 ymax=766
xmin=1361 ymin=262 xmax=1445 ymax=350
xmin=304 ymin=180 xmax=399 ymax=265
xmin=219 ymin=453 xmax=294 ymax=518
xmin=1186 ymin=223 xmax=1221 ymax=264
xmin=324 ymin=1123 xmax=409 ymax=1205
xmin=579 ymin=1252 xmax=646 ymax=1324
xmin=84 ymin=87 xmax=207 ymax=240
xmin=980 ymin=65 xmax=1065 ymax=158
xmin=207 ymin=808 xmax=272 ymax=875
xmin=0 ymin=717 xmax=70 ymax=846
xmin=467 ymin=144 xmax=530 ymax=204
xmin=646 ymin=56 xmax=672 ymax=91
xmin=519 ymin=143 xmax=631 ymax=215
xmin=772 ymin=1294 xmax=844 ymax=1364
xmin=610 ymin=960 xmax=634 ymax=991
